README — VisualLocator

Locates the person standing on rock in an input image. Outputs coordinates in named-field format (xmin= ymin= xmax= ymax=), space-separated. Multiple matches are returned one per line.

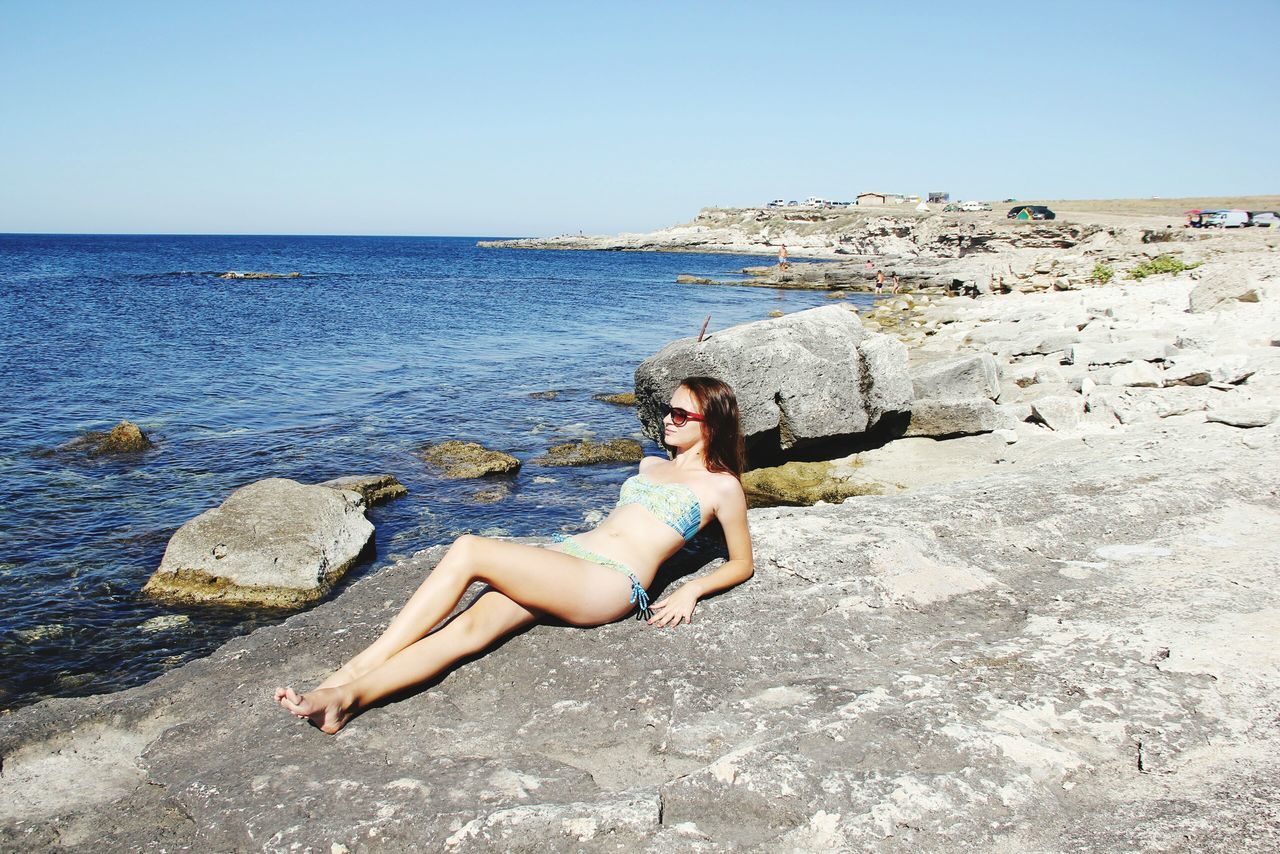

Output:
xmin=275 ymin=377 xmax=754 ymax=733
xmin=777 ymin=244 xmax=789 ymax=271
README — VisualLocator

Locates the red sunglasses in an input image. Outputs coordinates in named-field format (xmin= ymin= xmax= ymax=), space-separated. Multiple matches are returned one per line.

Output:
xmin=661 ymin=405 xmax=705 ymax=427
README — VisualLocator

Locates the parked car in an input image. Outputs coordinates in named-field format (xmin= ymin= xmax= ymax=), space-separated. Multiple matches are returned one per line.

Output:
xmin=1246 ymin=211 xmax=1279 ymax=227
xmin=960 ymin=200 xmax=992 ymax=211
xmin=1007 ymin=205 xmax=1056 ymax=220
xmin=1204 ymin=210 xmax=1249 ymax=228
xmin=943 ymin=203 xmax=962 ymax=212
xmin=766 ymin=199 xmax=786 ymax=208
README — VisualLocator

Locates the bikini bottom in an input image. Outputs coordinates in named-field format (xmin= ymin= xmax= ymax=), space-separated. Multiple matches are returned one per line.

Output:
xmin=551 ymin=534 xmax=652 ymax=620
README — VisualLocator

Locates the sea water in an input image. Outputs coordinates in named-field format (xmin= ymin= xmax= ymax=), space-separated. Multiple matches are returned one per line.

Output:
xmin=0 ymin=234 xmax=870 ymax=709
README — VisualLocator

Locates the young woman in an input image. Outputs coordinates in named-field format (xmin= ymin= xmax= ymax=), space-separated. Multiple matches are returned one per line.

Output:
xmin=275 ymin=376 xmax=753 ymax=733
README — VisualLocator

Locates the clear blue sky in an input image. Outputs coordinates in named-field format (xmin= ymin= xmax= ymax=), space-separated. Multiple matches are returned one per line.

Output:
xmin=2 ymin=1 xmax=1275 ymax=236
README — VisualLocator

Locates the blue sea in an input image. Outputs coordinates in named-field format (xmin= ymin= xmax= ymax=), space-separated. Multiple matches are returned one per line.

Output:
xmin=0 ymin=234 xmax=867 ymax=710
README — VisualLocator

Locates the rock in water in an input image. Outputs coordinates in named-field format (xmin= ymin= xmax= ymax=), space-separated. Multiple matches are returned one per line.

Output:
xmin=318 ymin=474 xmax=408 ymax=505
xmin=97 ymin=420 xmax=153 ymax=454
xmin=538 ymin=438 xmax=644 ymax=466
xmin=593 ymin=392 xmax=638 ymax=406
xmin=142 ymin=478 xmax=374 ymax=608
xmin=419 ymin=441 xmax=521 ymax=478
xmin=635 ymin=305 xmax=911 ymax=453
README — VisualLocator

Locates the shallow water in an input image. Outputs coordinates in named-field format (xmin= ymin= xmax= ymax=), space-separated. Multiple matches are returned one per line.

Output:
xmin=0 ymin=234 xmax=870 ymax=709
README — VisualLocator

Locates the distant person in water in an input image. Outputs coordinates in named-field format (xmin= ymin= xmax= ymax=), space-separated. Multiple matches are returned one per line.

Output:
xmin=777 ymin=244 xmax=789 ymax=271
xmin=875 ymin=269 xmax=886 ymax=293
xmin=275 ymin=377 xmax=754 ymax=733
xmin=891 ymin=272 xmax=901 ymax=294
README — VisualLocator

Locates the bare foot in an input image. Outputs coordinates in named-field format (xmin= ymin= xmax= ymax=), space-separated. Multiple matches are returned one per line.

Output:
xmin=274 ymin=685 xmax=356 ymax=734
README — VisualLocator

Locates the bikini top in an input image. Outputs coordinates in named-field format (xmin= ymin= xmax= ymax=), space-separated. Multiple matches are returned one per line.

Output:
xmin=617 ymin=472 xmax=702 ymax=542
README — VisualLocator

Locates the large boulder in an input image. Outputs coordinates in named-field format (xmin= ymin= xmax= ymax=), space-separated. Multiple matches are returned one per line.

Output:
xmin=911 ymin=354 xmax=1000 ymax=401
xmin=142 ymin=478 xmax=374 ymax=608
xmin=635 ymin=305 xmax=911 ymax=452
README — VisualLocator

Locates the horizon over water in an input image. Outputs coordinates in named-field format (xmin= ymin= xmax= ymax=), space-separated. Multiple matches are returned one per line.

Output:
xmin=0 ymin=234 xmax=870 ymax=711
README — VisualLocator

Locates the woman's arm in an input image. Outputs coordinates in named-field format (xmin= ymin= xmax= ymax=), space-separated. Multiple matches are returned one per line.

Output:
xmin=648 ymin=478 xmax=753 ymax=628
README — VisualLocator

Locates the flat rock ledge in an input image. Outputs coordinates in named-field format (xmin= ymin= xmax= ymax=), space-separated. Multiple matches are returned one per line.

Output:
xmin=4 ymin=418 xmax=1278 ymax=851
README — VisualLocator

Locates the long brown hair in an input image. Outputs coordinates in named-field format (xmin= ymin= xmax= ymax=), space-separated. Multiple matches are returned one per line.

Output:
xmin=681 ymin=376 xmax=746 ymax=478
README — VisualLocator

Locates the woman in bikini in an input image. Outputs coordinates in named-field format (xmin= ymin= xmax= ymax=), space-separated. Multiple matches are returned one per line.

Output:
xmin=275 ymin=376 xmax=753 ymax=733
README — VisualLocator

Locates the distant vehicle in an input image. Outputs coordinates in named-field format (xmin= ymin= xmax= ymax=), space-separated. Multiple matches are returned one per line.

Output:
xmin=803 ymin=196 xmax=829 ymax=207
xmin=786 ymin=200 xmax=799 ymax=207
xmin=1204 ymin=210 xmax=1249 ymax=228
xmin=1007 ymin=205 xmax=1056 ymax=220
xmin=766 ymin=199 xmax=786 ymax=208
xmin=1003 ymin=198 xmax=1017 ymax=202
xmin=960 ymin=201 xmax=992 ymax=212
xmin=1246 ymin=211 xmax=1279 ymax=227
xmin=942 ymin=203 xmax=962 ymax=212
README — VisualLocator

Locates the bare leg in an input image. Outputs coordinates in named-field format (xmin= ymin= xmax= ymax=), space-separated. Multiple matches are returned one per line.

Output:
xmin=278 ymin=590 xmax=536 ymax=732
xmin=275 ymin=535 xmax=636 ymax=731
xmin=311 ymin=535 xmax=628 ymax=690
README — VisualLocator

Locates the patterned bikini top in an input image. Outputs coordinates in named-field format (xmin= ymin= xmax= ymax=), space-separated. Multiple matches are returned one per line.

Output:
xmin=617 ymin=472 xmax=703 ymax=542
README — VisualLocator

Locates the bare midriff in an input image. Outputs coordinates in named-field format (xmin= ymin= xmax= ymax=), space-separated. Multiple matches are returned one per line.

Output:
xmin=567 ymin=504 xmax=692 ymax=585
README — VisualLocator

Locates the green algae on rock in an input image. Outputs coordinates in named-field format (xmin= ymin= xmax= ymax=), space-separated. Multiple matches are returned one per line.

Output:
xmin=419 ymin=440 xmax=521 ymax=478
xmin=318 ymin=474 xmax=408 ymax=505
xmin=741 ymin=459 xmax=881 ymax=508
xmin=538 ymin=438 xmax=644 ymax=466
xmin=593 ymin=392 xmax=638 ymax=407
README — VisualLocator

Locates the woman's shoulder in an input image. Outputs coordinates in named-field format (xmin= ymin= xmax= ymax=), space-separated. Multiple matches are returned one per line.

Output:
xmin=637 ymin=455 xmax=668 ymax=475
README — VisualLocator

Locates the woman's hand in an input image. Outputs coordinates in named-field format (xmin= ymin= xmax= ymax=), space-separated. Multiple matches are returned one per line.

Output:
xmin=648 ymin=585 xmax=698 ymax=628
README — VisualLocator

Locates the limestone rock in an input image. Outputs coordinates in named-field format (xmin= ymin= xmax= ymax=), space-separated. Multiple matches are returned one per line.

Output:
xmin=1109 ymin=361 xmax=1164 ymax=388
xmin=1069 ymin=339 xmax=1174 ymax=366
xmin=635 ymin=305 xmax=911 ymax=453
xmin=1188 ymin=269 xmax=1261 ymax=313
xmin=538 ymin=438 xmax=644 ymax=466
xmin=1205 ymin=407 xmax=1277 ymax=428
xmin=741 ymin=460 xmax=881 ymax=508
xmin=904 ymin=398 xmax=1013 ymax=438
xmin=528 ymin=390 xmax=559 ymax=400
xmin=910 ymin=354 xmax=1000 ymax=401
xmin=1030 ymin=394 xmax=1086 ymax=431
xmin=142 ymin=478 xmax=374 ymax=608
xmin=419 ymin=441 xmax=521 ymax=478
xmin=318 ymin=474 xmax=408 ymax=506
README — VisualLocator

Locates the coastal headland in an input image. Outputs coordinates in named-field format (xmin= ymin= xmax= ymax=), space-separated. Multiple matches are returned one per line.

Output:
xmin=3 ymin=199 xmax=1279 ymax=850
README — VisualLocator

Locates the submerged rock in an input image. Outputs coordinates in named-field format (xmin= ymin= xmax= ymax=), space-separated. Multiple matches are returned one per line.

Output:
xmin=419 ymin=441 xmax=521 ymax=479
xmin=217 ymin=271 xmax=301 ymax=280
xmin=538 ymin=438 xmax=644 ymax=466
xmin=44 ymin=420 xmax=154 ymax=457
xmin=142 ymin=478 xmax=374 ymax=608
xmin=528 ymin=390 xmax=560 ymax=400
xmin=318 ymin=474 xmax=408 ymax=506
xmin=593 ymin=392 xmax=638 ymax=407
xmin=742 ymin=459 xmax=881 ymax=507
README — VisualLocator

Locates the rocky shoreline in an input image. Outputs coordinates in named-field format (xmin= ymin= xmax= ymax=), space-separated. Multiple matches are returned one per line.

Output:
xmin=3 ymin=217 xmax=1279 ymax=850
